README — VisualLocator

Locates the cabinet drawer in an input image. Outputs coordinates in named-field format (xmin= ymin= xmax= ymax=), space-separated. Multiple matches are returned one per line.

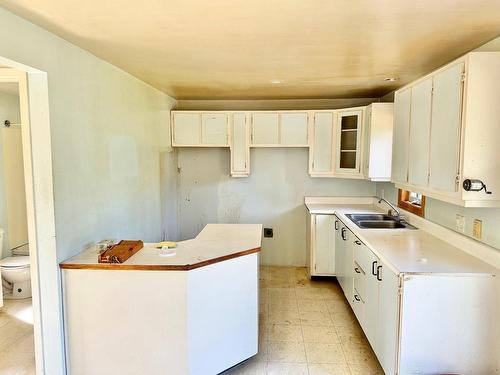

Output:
xmin=352 ymin=287 xmax=365 ymax=323
xmin=353 ymin=260 xmax=366 ymax=300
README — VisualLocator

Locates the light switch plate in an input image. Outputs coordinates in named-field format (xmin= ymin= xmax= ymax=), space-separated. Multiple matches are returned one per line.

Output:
xmin=473 ymin=219 xmax=482 ymax=239
xmin=456 ymin=214 xmax=465 ymax=233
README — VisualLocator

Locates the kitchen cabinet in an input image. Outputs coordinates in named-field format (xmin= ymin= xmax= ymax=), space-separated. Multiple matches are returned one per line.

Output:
xmin=306 ymin=213 xmax=336 ymax=277
xmin=230 ymin=113 xmax=250 ymax=177
xmin=334 ymin=214 xmax=497 ymax=374
xmin=309 ymin=112 xmax=335 ymax=176
xmin=172 ymin=112 xmax=229 ymax=146
xmin=201 ymin=113 xmax=229 ymax=145
xmin=251 ymin=113 xmax=279 ymax=145
xmin=280 ymin=112 xmax=309 ymax=146
xmin=393 ymin=52 xmax=500 ymax=207
xmin=362 ymin=103 xmax=394 ymax=181
xmin=392 ymin=88 xmax=411 ymax=184
xmin=428 ymin=63 xmax=464 ymax=192
xmin=335 ymin=108 xmax=363 ymax=177
xmin=335 ymin=221 xmax=354 ymax=303
xmin=408 ymin=78 xmax=432 ymax=187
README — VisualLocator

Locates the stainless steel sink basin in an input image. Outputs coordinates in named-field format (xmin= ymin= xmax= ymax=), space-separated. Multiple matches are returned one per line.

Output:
xmin=345 ymin=213 xmax=417 ymax=230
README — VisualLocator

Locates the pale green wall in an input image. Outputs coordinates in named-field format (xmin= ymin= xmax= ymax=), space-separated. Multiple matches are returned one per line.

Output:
xmin=376 ymin=182 xmax=500 ymax=251
xmin=0 ymin=7 xmax=176 ymax=262
xmin=176 ymin=148 xmax=376 ymax=266
xmin=0 ymin=89 xmax=21 ymax=257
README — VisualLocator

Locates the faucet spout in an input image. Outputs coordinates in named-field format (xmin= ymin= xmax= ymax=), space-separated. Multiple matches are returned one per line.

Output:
xmin=377 ymin=197 xmax=401 ymax=219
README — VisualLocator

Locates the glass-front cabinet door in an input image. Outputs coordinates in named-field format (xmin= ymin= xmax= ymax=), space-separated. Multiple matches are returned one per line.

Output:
xmin=335 ymin=109 xmax=363 ymax=175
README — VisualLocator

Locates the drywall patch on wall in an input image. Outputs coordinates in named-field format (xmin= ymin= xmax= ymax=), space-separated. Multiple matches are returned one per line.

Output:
xmin=177 ymin=148 xmax=376 ymax=266
xmin=376 ymin=182 xmax=500 ymax=251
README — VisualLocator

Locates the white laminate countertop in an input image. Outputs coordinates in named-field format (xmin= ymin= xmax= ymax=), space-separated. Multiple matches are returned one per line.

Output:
xmin=306 ymin=200 xmax=498 ymax=276
xmin=60 ymin=224 xmax=263 ymax=270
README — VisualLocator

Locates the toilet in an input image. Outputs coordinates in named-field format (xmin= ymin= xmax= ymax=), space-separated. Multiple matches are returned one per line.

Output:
xmin=0 ymin=228 xmax=31 ymax=299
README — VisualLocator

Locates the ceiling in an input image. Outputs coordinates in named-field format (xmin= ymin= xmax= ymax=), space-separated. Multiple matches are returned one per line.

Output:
xmin=1 ymin=1 xmax=500 ymax=99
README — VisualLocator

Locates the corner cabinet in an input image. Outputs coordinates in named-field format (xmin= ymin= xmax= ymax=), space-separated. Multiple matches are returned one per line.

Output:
xmin=306 ymin=212 xmax=336 ymax=277
xmin=362 ymin=103 xmax=394 ymax=181
xmin=392 ymin=52 xmax=500 ymax=207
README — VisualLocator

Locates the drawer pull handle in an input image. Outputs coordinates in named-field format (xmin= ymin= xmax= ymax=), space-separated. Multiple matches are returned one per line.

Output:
xmin=354 ymin=240 xmax=362 ymax=245
xmin=372 ymin=261 xmax=378 ymax=276
xmin=376 ymin=265 xmax=383 ymax=281
xmin=335 ymin=220 xmax=339 ymax=230
xmin=354 ymin=267 xmax=361 ymax=274
xmin=354 ymin=295 xmax=361 ymax=302
xmin=341 ymin=228 xmax=347 ymax=241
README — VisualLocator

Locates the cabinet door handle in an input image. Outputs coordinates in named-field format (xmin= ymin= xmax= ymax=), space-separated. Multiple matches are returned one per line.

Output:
xmin=372 ymin=261 xmax=378 ymax=276
xmin=354 ymin=267 xmax=361 ymax=274
xmin=354 ymin=295 xmax=361 ymax=302
xmin=334 ymin=220 xmax=339 ymax=230
xmin=376 ymin=265 xmax=383 ymax=281
xmin=354 ymin=240 xmax=362 ymax=245
xmin=341 ymin=227 xmax=347 ymax=241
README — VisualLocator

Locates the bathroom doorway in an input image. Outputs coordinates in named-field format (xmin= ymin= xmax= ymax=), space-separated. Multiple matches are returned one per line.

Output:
xmin=0 ymin=80 xmax=34 ymax=374
xmin=0 ymin=64 xmax=62 ymax=375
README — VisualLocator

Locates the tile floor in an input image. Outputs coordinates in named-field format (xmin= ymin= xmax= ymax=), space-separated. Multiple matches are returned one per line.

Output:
xmin=0 ymin=298 xmax=35 ymax=375
xmin=224 ymin=266 xmax=384 ymax=375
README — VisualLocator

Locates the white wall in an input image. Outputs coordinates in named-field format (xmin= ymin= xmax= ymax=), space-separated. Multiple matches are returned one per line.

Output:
xmin=0 ymin=8 xmax=176 ymax=263
xmin=176 ymin=148 xmax=376 ymax=266
xmin=0 ymin=89 xmax=22 ymax=257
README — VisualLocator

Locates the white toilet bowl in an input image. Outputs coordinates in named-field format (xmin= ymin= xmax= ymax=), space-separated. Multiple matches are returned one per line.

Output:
xmin=0 ymin=256 xmax=31 ymax=299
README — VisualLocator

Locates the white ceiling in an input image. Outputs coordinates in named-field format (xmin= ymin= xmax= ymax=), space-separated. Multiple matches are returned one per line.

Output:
xmin=1 ymin=0 xmax=500 ymax=99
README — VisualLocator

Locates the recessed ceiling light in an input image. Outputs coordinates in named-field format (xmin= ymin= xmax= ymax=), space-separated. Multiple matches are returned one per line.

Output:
xmin=384 ymin=77 xmax=398 ymax=82
xmin=270 ymin=79 xmax=283 ymax=84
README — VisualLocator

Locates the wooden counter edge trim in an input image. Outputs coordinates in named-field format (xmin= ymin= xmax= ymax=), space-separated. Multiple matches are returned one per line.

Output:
xmin=59 ymin=247 xmax=261 ymax=271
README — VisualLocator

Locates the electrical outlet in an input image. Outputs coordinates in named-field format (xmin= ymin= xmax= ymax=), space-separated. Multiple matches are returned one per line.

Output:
xmin=473 ymin=219 xmax=482 ymax=239
xmin=264 ymin=228 xmax=274 ymax=238
xmin=456 ymin=214 xmax=465 ymax=233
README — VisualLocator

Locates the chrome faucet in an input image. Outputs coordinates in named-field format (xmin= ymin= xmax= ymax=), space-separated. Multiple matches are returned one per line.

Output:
xmin=377 ymin=197 xmax=401 ymax=220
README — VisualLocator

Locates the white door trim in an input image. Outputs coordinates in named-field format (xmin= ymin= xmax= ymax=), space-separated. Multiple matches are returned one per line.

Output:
xmin=0 ymin=61 xmax=64 ymax=374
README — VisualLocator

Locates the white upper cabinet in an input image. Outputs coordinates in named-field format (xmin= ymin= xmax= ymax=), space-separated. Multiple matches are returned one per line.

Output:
xmin=230 ymin=113 xmax=250 ymax=177
xmin=408 ymin=78 xmax=432 ymax=187
xmin=251 ymin=113 xmax=279 ymax=145
xmin=392 ymin=89 xmax=411 ymax=184
xmin=362 ymin=103 xmax=394 ymax=181
xmin=172 ymin=112 xmax=228 ymax=146
xmin=335 ymin=109 xmax=363 ymax=176
xmin=393 ymin=52 xmax=500 ymax=207
xmin=428 ymin=63 xmax=464 ymax=192
xmin=172 ymin=112 xmax=201 ymax=146
xmin=201 ymin=113 xmax=229 ymax=145
xmin=280 ymin=113 xmax=309 ymax=146
xmin=309 ymin=112 xmax=335 ymax=176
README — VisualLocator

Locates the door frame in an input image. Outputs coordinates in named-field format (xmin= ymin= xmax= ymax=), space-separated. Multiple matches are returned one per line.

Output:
xmin=0 ymin=60 xmax=64 ymax=374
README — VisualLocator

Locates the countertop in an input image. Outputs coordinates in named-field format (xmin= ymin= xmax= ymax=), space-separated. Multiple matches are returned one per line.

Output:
xmin=60 ymin=224 xmax=263 ymax=271
xmin=306 ymin=200 xmax=498 ymax=276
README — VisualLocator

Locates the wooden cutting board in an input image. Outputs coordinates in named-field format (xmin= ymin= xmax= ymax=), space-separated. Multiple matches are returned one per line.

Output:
xmin=98 ymin=240 xmax=144 ymax=263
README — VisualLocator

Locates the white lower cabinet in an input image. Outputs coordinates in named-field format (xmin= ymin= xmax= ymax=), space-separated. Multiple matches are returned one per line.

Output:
xmin=306 ymin=213 xmax=336 ymax=276
xmin=335 ymin=216 xmax=497 ymax=374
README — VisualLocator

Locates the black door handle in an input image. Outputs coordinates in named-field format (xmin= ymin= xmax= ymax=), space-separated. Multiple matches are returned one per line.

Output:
xmin=335 ymin=220 xmax=339 ymax=230
xmin=376 ymin=265 xmax=383 ymax=281
xmin=354 ymin=240 xmax=362 ymax=245
xmin=354 ymin=295 xmax=361 ymax=302
xmin=372 ymin=261 xmax=378 ymax=276
xmin=354 ymin=267 xmax=361 ymax=274
xmin=341 ymin=227 xmax=346 ymax=241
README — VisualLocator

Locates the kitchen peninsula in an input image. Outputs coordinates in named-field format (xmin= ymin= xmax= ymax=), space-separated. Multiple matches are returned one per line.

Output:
xmin=60 ymin=224 xmax=262 ymax=375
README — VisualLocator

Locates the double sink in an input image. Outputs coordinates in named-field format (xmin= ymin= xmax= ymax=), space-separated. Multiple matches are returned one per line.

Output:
xmin=345 ymin=214 xmax=417 ymax=230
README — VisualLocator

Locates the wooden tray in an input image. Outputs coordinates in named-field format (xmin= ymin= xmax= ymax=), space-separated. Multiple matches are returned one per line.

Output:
xmin=98 ymin=240 xmax=144 ymax=263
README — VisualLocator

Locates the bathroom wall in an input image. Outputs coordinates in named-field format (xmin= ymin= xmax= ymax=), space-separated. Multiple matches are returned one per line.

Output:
xmin=377 ymin=182 xmax=500 ymax=251
xmin=0 ymin=88 xmax=23 ymax=258
xmin=175 ymin=147 xmax=376 ymax=266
